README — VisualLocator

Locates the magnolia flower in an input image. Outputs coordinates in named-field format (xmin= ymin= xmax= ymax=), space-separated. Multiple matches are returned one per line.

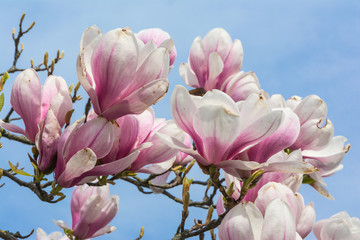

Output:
xmin=0 ymin=69 xmax=72 ymax=172
xmin=55 ymin=184 xmax=118 ymax=239
xmin=55 ymin=116 xmax=116 ymax=188
xmin=160 ymin=85 xmax=315 ymax=176
xmin=270 ymin=94 xmax=350 ymax=198
xmin=180 ymin=28 xmax=260 ymax=100
xmin=99 ymin=107 xmax=191 ymax=175
xmin=254 ymin=182 xmax=315 ymax=239
xmin=180 ymin=28 xmax=243 ymax=90
xmin=218 ymin=182 xmax=314 ymax=240
xmin=36 ymin=228 xmax=68 ymax=240
xmin=271 ymin=94 xmax=350 ymax=177
xmin=137 ymin=28 xmax=177 ymax=67
xmin=76 ymin=25 xmax=172 ymax=121
xmin=218 ymin=200 xmax=303 ymax=240
xmin=313 ymin=211 xmax=360 ymax=240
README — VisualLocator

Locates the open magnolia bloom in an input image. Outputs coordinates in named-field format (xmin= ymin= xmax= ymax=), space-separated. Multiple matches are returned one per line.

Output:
xmin=313 ymin=211 xmax=360 ymax=240
xmin=0 ymin=69 xmax=72 ymax=172
xmin=159 ymin=85 xmax=315 ymax=176
xmin=270 ymin=94 xmax=350 ymax=177
xmin=54 ymin=184 xmax=118 ymax=240
xmin=76 ymin=25 xmax=173 ymax=121
xmin=86 ymin=107 xmax=191 ymax=176
xmin=180 ymin=28 xmax=261 ymax=101
xmin=218 ymin=200 xmax=303 ymax=240
xmin=180 ymin=28 xmax=243 ymax=91
xmin=269 ymin=94 xmax=350 ymax=198
xmin=218 ymin=182 xmax=315 ymax=240
xmin=54 ymin=116 xmax=122 ymax=188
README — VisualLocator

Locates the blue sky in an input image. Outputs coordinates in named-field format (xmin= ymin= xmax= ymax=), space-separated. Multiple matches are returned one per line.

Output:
xmin=0 ymin=1 xmax=359 ymax=239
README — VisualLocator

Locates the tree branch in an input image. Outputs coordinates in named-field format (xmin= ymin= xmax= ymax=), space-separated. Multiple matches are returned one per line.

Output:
xmin=1 ymin=169 xmax=58 ymax=203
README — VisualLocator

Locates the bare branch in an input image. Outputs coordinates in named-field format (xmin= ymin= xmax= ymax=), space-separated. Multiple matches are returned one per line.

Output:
xmin=0 ymin=229 xmax=34 ymax=240
xmin=0 ymin=129 xmax=34 ymax=145
xmin=1 ymin=169 xmax=59 ymax=203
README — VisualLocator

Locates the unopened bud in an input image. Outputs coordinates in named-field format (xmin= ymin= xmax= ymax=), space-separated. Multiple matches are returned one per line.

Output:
xmin=206 ymin=205 xmax=214 ymax=224
xmin=0 ymin=93 xmax=4 ymax=111
xmin=226 ymin=181 xmax=235 ymax=197
xmin=74 ymin=81 xmax=81 ymax=92
xmin=139 ymin=226 xmax=144 ymax=239
xmin=60 ymin=50 xmax=65 ymax=59
xmin=183 ymin=160 xmax=195 ymax=176
xmin=21 ymin=43 xmax=24 ymax=51
xmin=68 ymin=83 xmax=74 ymax=94
xmin=28 ymin=21 xmax=35 ymax=30
xmin=30 ymin=58 xmax=34 ymax=68
xmin=182 ymin=177 xmax=193 ymax=200
xmin=20 ymin=13 xmax=25 ymax=23
xmin=44 ymin=52 xmax=49 ymax=68
xmin=50 ymin=59 xmax=55 ymax=73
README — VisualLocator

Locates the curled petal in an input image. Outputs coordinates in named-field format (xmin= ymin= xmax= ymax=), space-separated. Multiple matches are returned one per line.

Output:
xmin=56 ymin=148 xmax=97 ymax=188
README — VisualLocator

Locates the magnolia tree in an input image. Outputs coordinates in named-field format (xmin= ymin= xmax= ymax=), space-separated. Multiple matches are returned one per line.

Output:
xmin=0 ymin=14 xmax=359 ymax=240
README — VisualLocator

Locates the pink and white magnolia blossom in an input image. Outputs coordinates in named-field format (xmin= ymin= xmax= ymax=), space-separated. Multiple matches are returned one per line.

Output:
xmin=55 ymin=116 xmax=119 ymax=188
xmin=218 ymin=199 xmax=303 ymax=240
xmin=36 ymin=228 xmax=69 ymax=240
xmin=161 ymin=85 xmax=315 ymax=176
xmin=269 ymin=94 xmax=349 ymax=198
xmin=180 ymin=28 xmax=243 ymax=90
xmin=55 ymin=184 xmax=118 ymax=239
xmin=76 ymin=25 xmax=172 ymax=121
xmin=270 ymin=94 xmax=350 ymax=177
xmin=0 ymin=69 xmax=72 ymax=172
xmin=180 ymin=28 xmax=260 ymax=100
xmin=217 ymin=173 xmax=314 ymax=238
xmin=137 ymin=28 xmax=177 ymax=67
xmin=96 ymin=107 xmax=191 ymax=176
xmin=254 ymin=182 xmax=316 ymax=239
xmin=313 ymin=211 xmax=360 ymax=240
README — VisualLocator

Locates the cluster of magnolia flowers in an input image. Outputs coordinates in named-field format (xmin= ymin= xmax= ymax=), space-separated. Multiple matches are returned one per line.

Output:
xmin=1 ymin=26 xmax=359 ymax=240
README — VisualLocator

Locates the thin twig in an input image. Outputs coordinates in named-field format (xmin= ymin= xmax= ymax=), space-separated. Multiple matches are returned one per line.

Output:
xmin=0 ymin=129 xmax=34 ymax=145
xmin=1 ymin=169 xmax=57 ymax=203
xmin=0 ymin=229 xmax=34 ymax=240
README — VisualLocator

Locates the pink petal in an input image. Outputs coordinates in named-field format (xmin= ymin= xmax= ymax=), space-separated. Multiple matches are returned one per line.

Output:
xmin=292 ymin=95 xmax=327 ymax=126
xmin=245 ymin=108 xmax=300 ymax=164
xmin=297 ymin=202 xmax=316 ymax=238
xmin=41 ymin=75 xmax=72 ymax=126
xmin=221 ymin=71 xmax=260 ymax=102
xmin=0 ymin=120 xmax=26 ymax=136
xmin=36 ymin=109 xmax=61 ymax=173
xmin=218 ymin=39 xmax=244 ymax=83
xmin=91 ymin=28 xmax=139 ymax=112
xmin=56 ymin=148 xmax=97 ymax=188
xmin=66 ymin=117 xmax=114 ymax=160
xmin=261 ymin=199 xmax=296 ymax=240
xmin=228 ymin=110 xmax=284 ymax=159
xmin=10 ymin=69 xmax=41 ymax=142
xmin=189 ymin=37 xmax=207 ymax=86
xmin=101 ymin=78 xmax=169 ymax=120
xmin=204 ymin=52 xmax=224 ymax=90
xmin=218 ymin=202 xmax=263 ymax=240
xmin=193 ymin=104 xmax=242 ymax=164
